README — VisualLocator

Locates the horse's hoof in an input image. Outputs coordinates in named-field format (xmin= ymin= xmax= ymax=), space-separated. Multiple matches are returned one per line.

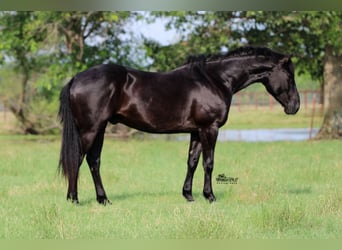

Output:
xmin=97 ymin=196 xmax=112 ymax=205
xmin=183 ymin=190 xmax=195 ymax=202
xmin=103 ymin=199 xmax=112 ymax=205
xmin=203 ymin=192 xmax=216 ymax=203
xmin=67 ymin=198 xmax=79 ymax=205
xmin=185 ymin=196 xmax=195 ymax=202
xmin=208 ymin=197 xmax=216 ymax=203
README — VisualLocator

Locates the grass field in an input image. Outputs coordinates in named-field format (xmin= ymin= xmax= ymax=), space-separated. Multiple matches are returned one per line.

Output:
xmin=0 ymin=135 xmax=341 ymax=239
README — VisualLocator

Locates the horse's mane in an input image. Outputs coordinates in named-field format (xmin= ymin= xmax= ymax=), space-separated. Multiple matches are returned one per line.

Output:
xmin=185 ymin=46 xmax=286 ymax=67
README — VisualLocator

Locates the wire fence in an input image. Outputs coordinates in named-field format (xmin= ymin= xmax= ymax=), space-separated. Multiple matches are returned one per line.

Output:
xmin=231 ymin=90 xmax=321 ymax=111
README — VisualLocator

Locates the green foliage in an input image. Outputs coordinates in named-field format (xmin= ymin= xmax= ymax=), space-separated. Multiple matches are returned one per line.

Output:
xmin=146 ymin=11 xmax=342 ymax=82
xmin=144 ymin=40 xmax=188 ymax=72
xmin=145 ymin=11 xmax=239 ymax=71
xmin=240 ymin=11 xmax=342 ymax=81
xmin=0 ymin=11 xmax=143 ymax=134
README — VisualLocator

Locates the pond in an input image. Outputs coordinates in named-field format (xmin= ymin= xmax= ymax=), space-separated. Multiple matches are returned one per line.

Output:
xmin=148 ymin=128 xmax=319 ymax=142
xmin=217 ymin=128 xmax=319 ymax=142
xmin=167 ymin=128 xmax=319 ymax=142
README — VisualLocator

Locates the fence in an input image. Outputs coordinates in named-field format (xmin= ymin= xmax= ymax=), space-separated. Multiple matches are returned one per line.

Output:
xmin=231 ymin=90 xmax=321 ymax=111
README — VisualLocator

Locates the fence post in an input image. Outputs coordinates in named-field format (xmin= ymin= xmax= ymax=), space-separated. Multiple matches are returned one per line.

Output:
xmin=237 ymin=92 xmax=241 ymax=112
xmin=254 ymin=92 xmax=258 ymax=110
xmin=309 ymin=93 xmax=317 ymax=140
xmin=304 ymin=90 xmax=307 ymax=110
xmin=269 ymin=95 xmax=273 ymax=111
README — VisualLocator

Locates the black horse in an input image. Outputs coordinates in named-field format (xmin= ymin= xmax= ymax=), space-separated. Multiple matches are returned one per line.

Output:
xmin=58 ymin=46 xmax=300 ymax=204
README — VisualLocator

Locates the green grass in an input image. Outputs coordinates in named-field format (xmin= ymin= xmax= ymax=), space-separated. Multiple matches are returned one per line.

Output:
xmin=0 ymin=136 xmax=341 ymax=239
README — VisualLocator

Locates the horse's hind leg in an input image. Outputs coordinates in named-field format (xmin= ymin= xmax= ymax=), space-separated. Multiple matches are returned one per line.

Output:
xmin=66 ymin=153 xmax=85 ymax=204
xmin=85 ymin=125 xmax=111 ymax=205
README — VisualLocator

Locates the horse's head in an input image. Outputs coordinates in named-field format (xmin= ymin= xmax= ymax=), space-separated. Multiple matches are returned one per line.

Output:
xmin=262 ymin=55 xmax=300 ymax=114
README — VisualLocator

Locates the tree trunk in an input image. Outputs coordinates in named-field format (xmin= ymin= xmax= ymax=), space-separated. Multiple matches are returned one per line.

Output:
xmin=316 ymin=47 xmax=342 ymax=139
xmin=4 ymin=72 xmax=40 ymax=135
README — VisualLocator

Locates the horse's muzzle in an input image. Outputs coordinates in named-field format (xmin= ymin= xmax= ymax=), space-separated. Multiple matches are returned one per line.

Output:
xmin=284 ymin=96 xmax=300 ymax=115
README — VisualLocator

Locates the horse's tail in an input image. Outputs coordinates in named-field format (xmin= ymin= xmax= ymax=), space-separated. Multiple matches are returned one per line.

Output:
xmin=58 ymin=78 xmax=81 ymax=180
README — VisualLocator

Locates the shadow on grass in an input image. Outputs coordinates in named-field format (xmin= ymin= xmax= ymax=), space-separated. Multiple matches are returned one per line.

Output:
xmin=113 ymin=191 xmax=179 ymax=201
xmin=76 ymin=190 xmax=183 ymax=206
xmin=287 ymin=187 xmax=312 ymax=195
xmin=75 ymin=190 xmax=234 ymax=205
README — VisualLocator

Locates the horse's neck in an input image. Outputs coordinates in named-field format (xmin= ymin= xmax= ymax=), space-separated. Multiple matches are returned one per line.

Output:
xmin=219 ymin=57 xmax=274 ymax=94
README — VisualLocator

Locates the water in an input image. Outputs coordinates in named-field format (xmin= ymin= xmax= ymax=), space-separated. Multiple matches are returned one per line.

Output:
xmin=152 ymin=128 xmax=319 ymax=142
xmin=217 ymin=128 xmax=319 ymax=142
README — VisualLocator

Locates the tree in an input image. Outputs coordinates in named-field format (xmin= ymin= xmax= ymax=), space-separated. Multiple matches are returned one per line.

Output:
xmin=144 ymin=11 xmax=237 ymax=71
xmin=0 ymin=12 xmax=49 ymax=134
xmin=145 ymin=11 xmax=342 ymax=139
xmin=317 ymin=47 xmax=342 ymax=139
xmin=0 ymin=11 xmax=142 ymax=134
xmin=236 ymin=11 xmax=342 ymax=138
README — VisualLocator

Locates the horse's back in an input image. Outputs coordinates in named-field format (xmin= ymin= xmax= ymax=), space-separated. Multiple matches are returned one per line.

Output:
xmin=72 ymin=63 xmax=127 ymax=87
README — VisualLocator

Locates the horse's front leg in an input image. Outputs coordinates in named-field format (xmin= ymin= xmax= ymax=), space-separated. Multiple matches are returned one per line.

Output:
xmin=199 ymin=126 xmax=218 ymax=203
xmin=183 ymin=132 xmax=202 ymax=202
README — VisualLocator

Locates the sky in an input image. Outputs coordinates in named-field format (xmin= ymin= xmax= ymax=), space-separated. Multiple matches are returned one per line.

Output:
xmin=127 ymin=13 xmax=180 ymax=46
